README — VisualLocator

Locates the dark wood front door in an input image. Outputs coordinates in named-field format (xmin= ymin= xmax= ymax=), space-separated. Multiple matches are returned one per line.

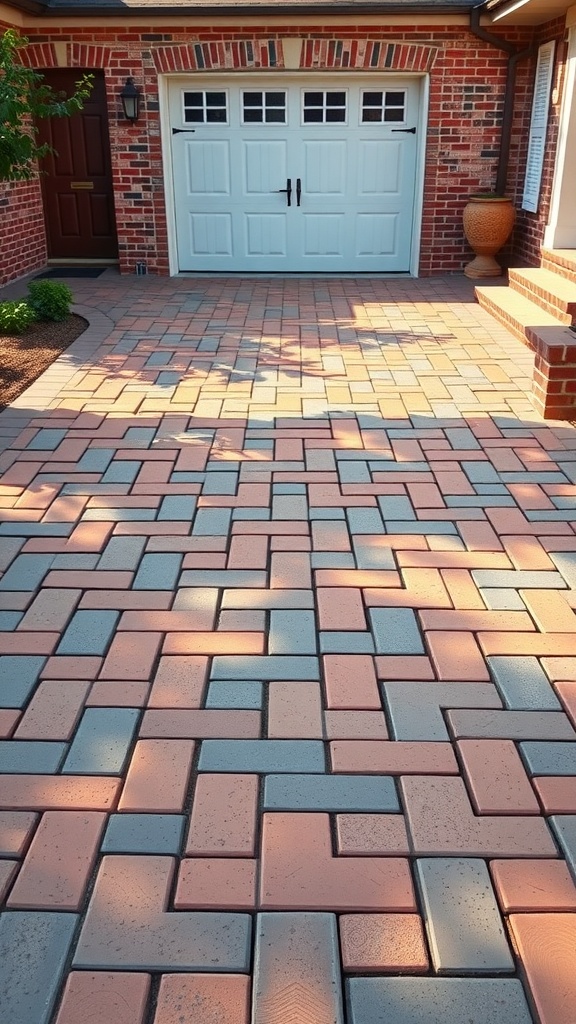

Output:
xmin=38 ymin=70 xmax=118 ymax=259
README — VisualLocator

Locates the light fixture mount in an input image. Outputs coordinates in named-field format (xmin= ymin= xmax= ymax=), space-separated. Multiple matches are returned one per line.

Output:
xmin=120 ymin=77 xmax=141 ymax=122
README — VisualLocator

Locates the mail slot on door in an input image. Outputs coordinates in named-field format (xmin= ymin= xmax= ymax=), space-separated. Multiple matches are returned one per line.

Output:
xmin=70 ymin=182 xmax=94 ymax=190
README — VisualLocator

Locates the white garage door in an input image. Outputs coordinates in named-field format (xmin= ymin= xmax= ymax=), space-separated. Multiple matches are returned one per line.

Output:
xmin=168 ymin=75 xmax=421 ymax=273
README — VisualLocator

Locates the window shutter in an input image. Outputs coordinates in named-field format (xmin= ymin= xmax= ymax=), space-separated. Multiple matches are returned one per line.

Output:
xmin=522 ymin=40 xmax=556 ymax=213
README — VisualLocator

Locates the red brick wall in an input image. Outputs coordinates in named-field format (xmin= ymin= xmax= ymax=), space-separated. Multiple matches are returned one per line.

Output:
xmin=508 ymin=17 xmax=568 ymax=268
xmin=0 ymin=177 xmax=46 ymax=288
xmin=0 ymin=19 xmax=47 ymax=287
xmin=2 ymin=16 xmax=549 ymax=280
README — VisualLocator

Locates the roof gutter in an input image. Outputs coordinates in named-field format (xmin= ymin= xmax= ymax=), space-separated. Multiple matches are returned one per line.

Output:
xmin=2 ymin=0 xmax=477 ymax=18
xmin=469 ymin=2 xmax=535 ymax=195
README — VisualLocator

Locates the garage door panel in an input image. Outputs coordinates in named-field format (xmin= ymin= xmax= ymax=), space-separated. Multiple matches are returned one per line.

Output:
xmin=303 ymin=141 xmax=346 ymax=195
xmin=303 ymin=214 xmax=344 ymax=256
xmin=185 ymin=140 xmax=231 ymax=195
xmin=189 ymin=213 xmax=233 ymax=255
xmin=243 ymin=140 xmax=288 ymax=194
xmin=245 ymin=214 xmax=288 ymax=256
xmin=358 ymin=140 xmax=402 ymax=195
xmin=356 ymin=213 xmax=398 ymax=256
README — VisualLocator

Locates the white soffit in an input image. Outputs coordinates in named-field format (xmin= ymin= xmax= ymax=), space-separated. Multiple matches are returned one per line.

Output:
xmin=490 ymin=0 xmax=573 ymax=24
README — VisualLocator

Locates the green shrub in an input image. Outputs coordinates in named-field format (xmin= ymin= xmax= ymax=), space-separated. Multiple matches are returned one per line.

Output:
xmin=0 ymin=300 xmax=36 ymax=334
xmin=27 ymin=279 xmax=73 ymax=321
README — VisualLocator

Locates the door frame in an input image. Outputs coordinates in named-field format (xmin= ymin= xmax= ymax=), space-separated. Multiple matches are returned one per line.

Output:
xmin=543 ymin=19 xmax=576 ymax=250
xmin=38 ymin=68 xmax=118 ymax=262
xmin=159 ymin=71 xmax=429 ymax=277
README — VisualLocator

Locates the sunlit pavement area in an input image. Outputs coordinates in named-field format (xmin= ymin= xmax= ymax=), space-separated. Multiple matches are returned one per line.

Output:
xmin=0 ymin=271 xmax=575 ymax=1024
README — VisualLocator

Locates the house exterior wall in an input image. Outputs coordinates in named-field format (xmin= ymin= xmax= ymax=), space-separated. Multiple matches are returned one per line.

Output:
xmin=508 ymin=16 xmax=569 ymax=267
xmin=0 ymin=177 xmax=46 ymax=287
xmin=0 ymin=17 xmax=47 ymax=287
xmin=1 ymin=9 xmax=563 ymax=285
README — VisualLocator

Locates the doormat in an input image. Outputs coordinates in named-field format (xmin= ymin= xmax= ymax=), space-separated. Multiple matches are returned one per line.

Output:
xmin=35 ymin=267 xmax=107 ymax=279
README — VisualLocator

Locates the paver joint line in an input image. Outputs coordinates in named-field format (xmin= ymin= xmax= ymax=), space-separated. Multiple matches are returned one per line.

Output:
xmin=0 ymin=274 xmax=575 ymax=1024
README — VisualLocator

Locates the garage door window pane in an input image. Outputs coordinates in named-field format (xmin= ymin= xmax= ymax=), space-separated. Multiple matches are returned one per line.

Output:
xmin=361 ymin=90 xmax=406 ymax=123
xmin=183 ymin=91 xmax=228 ymax=124
xmin=242 ymin=91 xmax=286 ymax=124
xmin=303 ymin=91 xmax=346 ymax=124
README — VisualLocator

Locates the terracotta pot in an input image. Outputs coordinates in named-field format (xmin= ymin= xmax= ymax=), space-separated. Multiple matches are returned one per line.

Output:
xmin=462 ymin=196 xmax=516 ymax=279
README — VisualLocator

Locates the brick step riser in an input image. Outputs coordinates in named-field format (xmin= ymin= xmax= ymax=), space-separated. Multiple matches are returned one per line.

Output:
xmin=507 ymin=275 xmax=576 ymax=326
xmin=541 ymin=251 xmax=576 ymax=284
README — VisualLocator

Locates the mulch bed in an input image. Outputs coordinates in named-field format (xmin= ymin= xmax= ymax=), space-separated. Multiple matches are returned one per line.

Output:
xmin=0 ymin=314 xmax=88 ymax=410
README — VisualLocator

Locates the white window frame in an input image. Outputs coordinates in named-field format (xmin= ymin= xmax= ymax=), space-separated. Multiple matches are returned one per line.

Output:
xmin=522 ymin=40 xmax=555 ymax=214
xmin=181 ymin=89 xmax=229 ymax=126
xmin=241 ymin=89 xmax=287 ymax=125
xmin=301 ymin=88 xmax=348 ymax=126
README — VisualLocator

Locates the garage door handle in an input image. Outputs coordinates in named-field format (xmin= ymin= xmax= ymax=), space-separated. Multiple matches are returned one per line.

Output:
xmin=391 ymin=127 xmax=416 ymax=134
xmin=296 ymin=178 xmax=302 ymax=207
xmin=274 ymin=178 xmax=292 ymax=206
xmin=172 ymin=128 xmax=196 ymax=135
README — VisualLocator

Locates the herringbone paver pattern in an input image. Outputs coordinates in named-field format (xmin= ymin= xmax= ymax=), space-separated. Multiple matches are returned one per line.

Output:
xmin=0 ymin=274 xmax=575 ymax=1024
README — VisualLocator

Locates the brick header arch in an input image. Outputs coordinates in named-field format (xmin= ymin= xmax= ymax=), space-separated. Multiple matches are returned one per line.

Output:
xmin=69 ymin=44 xmax=111 ymax=68
xmin=302 ymin=40 xmax=437 ymax=72
xmin=20 ymin=42 xmax=58 ymax=68
xmin=153 ymin=40 xmax=282 ymax=73
xmin=21 ymin=42 xmax=111 ymax=69
xmin=152 ymin=38 xmax=437 ymax=74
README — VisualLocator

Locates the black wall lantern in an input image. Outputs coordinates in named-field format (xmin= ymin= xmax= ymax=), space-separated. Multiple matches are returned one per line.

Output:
xmin=120 ymin=77 xmax=141 ymax=122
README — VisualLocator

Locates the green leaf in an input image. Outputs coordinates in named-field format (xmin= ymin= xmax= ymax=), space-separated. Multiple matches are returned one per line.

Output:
xmin=0 ymin=29 xmax=94 ymax=181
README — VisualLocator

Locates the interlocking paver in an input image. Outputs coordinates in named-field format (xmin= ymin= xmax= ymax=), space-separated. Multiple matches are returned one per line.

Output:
xmin=263 ymin=773 xmax=399 ymax=811
xmin=533 ymin=776 xmax=576 ymax=812
xmin=54 ymin=972 xmax=151 ymax=1024
xmin=267 ymin=681 xmax=323 ymax=738
xmin=549 ymin=815 xmax=576 ymax=876
xmin=154 ymin=974 xmax=249 ymax=1024
xmin=102 ymin=814 xmax=185 ymax=854
xmin=0 ymin=654 xmax=46 ymax=708
xmin=488 ymin=655 xmax=561 ymax=709
xmin=490 ymin=859 xmax=576 ymax=911
xmin=339 ymin=914 xmax=428 ymax=973
xmin=415 ymin=858 xmax=513 ymax=973
xmin=520 ymin=741 xmax=576 ymax=775
xmin=211 ymin=655 xmax=320 ymax=679
xmin=63 ymin=708 xmax=139 ymax=774
xmin=346 ymin=978 xmax=533 ymax=1024
xmin=74 ymin=856 xmax=252 ymax=971
xmin=0 ymin=914 xmax=76 ymax=1022
xmin=383 ymin=682 xmax=502 ymax=741
xmin=509 ymin=914 xmax=576 ymax=1024
xmin=0 ymin=740 xmax=66 ymax=773
xmin=401 ymin=775 xmax=556 ymax=856
xmin=336 ymin=813 xmax=410 ymax=855
xmin=119 ymin=739 xmax=194 ymax=812
xmin=252 ymin=913 xmax=343 ymax=1024
xmin=198 ymin=739 xmax=325 ymax=773
xmin=260 ymin=812 xmax=414 ymax=910
xmin=8 ymin=810 xmax=106 ymax=909
xmin=458 ymin=739 xmax=540 ymax=814
xmin=0 ymin=809 xmax=38 ymax=854
xmin=3 ymin=275 xmax=576 ymax=1023
xmin=57 ymin=609 xmax=119 ymax=656
xmin=448 ymin=709 xmax=576 ymax=740
xmin=206 ymin=680 xmax=263 ymax=709
xmin=175 ymin=858 xmax=256 ymax=909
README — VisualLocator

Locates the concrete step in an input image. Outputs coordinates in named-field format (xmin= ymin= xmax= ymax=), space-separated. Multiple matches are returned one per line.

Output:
xmin=475 ymin=285 xmax=564 ymax=348
xmin=541 ymin=248 xmax=576 ymax=283
xmin=508 ymin=267 xmax=576 ymax=325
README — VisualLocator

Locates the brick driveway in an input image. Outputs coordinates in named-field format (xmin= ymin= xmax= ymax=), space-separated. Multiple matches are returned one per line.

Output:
xmin=0 ymin=272 xmax=575 ymax=1024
